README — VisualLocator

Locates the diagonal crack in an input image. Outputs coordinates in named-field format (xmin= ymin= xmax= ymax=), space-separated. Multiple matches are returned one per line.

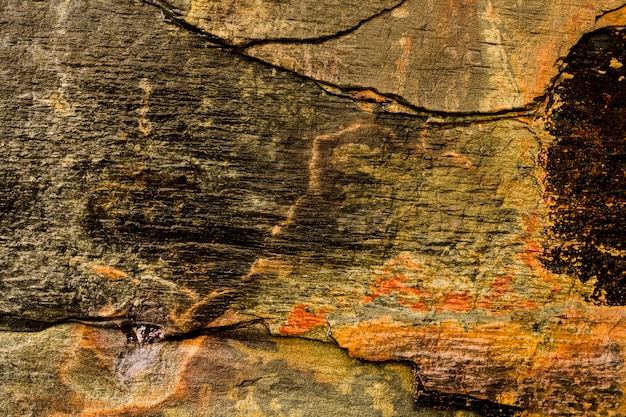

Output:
xmin=240 ymin=0 xmax=408 ymax=48
xmin=142 ymin=0 xmax=233 ymax=49
xmin=595 ymin=2 xmax=626 ymax=21
xmin=146 ymin=0 xmax=408 ymax=49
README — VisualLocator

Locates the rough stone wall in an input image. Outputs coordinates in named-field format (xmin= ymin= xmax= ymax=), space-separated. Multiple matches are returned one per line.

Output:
xmin=1 ymin=0 xmax=625 ymax=416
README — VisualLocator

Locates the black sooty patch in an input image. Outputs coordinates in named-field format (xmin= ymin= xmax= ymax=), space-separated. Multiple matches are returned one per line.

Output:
xmin=544 ymin=27 xmax=626 ymax=305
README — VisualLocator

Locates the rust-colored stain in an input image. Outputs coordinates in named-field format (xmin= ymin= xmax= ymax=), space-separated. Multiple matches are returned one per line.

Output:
xmin=279 ymin=304 xmax=328 ymax=335
xmin=360 ymin=253 xmax=539 ymax=314
xmin=360 ymin=253 xmax=427 ymax=311
xmin=491 ymin=275 xmax=513 ymax=294
xmin=437 ymin=291 xmax=473 ymax=312
xmin=396 ymin=36 xmax=412 ymax=73
xmin=89 ymin=264 xmax=127 ymax=281
xmin=516 ymin=211 xmax=545 ymax=273
xmin=361 ymin=273 xmax=423 ymax=305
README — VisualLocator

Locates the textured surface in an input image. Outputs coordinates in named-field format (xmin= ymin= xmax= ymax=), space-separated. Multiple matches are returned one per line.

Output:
xmin=543 ymin=27 xmax=626 ymax=306
xmin=0 ymin=0 xmax=362 ymax=333
xmin=168 ymin=0 xmax=403 ymax=46
xmin=238 ymin=0 xmax=626 ymax=113
xmin=1 ymin=0 xmax=626 ymax=416
xmin=1 ymin=322 xmax=482 ymax=417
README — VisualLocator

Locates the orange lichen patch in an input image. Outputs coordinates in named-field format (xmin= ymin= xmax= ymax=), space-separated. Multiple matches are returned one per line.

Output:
xmin=519 ymin=238 xmax=543 ymax=271
xmin=474 ymin=275 xmax=538 ymax=313
xmin=89 ymin=264 xmax=127 ymax=281
xmin=436 ymin=291 xmax=473 ymax=312
xmin=523 ymin=211 xmax=540 ymax=235
xmin=386 ymin=252 xmax=422 ymax=271
xmin=279 ymin=304 xmax=328 ymax=336
xmin=492 ymin=275 xmax=513 ymax=294
xmin=516 ymin=212 xmax=548 ymax=274
xmin=398 ymin=298 xmax=428 ymax=312
xmin=361 ymin=252 xmax=425 ymax=306
xmin=361 ymin=273 xmax=422 ymax=304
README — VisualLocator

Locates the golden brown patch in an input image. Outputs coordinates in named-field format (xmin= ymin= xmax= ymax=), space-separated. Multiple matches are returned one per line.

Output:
xmin=89 ymin=264 xmax=127 ymax=281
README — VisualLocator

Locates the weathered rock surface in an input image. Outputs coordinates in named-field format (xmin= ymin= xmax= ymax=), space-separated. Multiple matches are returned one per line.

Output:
xmin=2 ymin=322 xmax=483 ymax=417
xmin=1 ymin=0 xmax=364 ymax=334
xmin=167 ymin=0 xmax=403 ymax=46
xmin=170 ymin=0 xmax=626 ymax=113
xmin=1 ymin=0 xmax=625 ymax=416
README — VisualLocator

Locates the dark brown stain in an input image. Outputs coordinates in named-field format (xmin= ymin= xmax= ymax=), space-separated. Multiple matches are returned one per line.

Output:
xmin=544 ymin=28 xmax=626 ymax=305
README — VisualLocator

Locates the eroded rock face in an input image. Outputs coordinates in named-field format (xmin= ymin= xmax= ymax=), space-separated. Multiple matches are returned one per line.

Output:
xmin=0 ymin=0 xmax=364 ymax=333
xmin=1 ymin=0 xmax=626 ymax=416
xmin=169 ymin=0 xmax=626 ymax=113
xmin=2 ymin=323 xmax=470 ymax=417
xmin=168 ymin=0 xmax=403 ymax=46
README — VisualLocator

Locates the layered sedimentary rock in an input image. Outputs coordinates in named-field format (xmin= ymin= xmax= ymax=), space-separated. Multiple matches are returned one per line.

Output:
xmin=1 ymin=0 xmax=625 ymax=416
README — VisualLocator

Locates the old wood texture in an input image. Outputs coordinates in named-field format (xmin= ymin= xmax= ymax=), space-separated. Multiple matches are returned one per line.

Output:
xmin=1 ymin=0 xmax=625 ymax=416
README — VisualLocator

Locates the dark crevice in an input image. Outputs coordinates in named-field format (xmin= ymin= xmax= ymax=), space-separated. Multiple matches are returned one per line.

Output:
xmin=414 ymin=391 xmax=524 ymax=417
xmin=148 ymin=0 xmax=408 ymax=49
xmin=327 ymin=83 xmax=542 ymax=123
xmin=142 ymin=0 xmax=234 ymax=49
